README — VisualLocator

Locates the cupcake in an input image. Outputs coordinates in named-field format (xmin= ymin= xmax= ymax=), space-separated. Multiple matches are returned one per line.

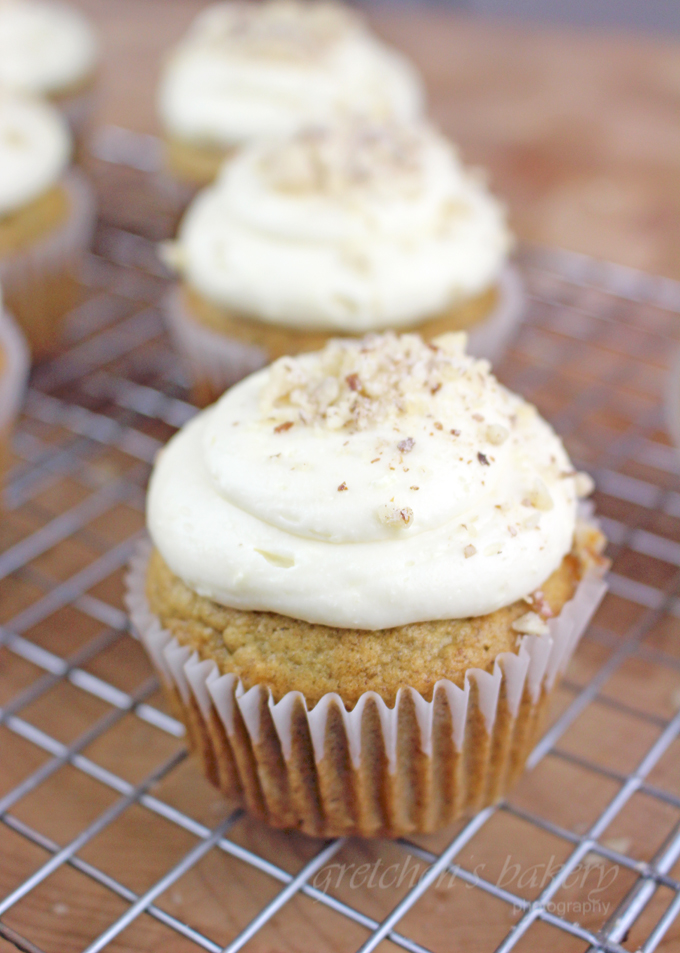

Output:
xmin=163 ymin=119 xmax=516 ymax=405
xmin=126 ymin=331 xmax=608 ymax=838
xmin=0 ymin=289 xmax=29 ymax=506
xmin=158 ymin=0 xmax=424 ymax=188
xmin=0 ymin=92 xmax=96 ymax=359
xmin=0 ymin=0 xmax=98 ymax=146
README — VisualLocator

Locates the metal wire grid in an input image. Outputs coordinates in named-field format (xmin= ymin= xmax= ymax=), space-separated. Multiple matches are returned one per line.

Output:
xmin=1 ymin=158 xmax=680 ymax=953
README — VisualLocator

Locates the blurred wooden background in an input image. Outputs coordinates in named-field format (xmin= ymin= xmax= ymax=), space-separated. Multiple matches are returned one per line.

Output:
xmin=70 ymin=0 xmax=680 ymax=279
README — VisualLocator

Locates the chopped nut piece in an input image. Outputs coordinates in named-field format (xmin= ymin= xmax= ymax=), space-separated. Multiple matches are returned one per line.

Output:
xmin=410 ymin=485 xmax=419 ymax=490
xmin=526 ymin=478 xmax=553 ymax=511
xmin=450 ymin=428 xmax=461 ymax=436
xmin=464 ymin=544 xmax=477 ymax=558
xmin=523 ymin=511 xmax=541 ymax=530
xmin=377 ymin=504 xmax=414 ymax=528
xmin=274 ymin=421 xmax=294 ymax=433
xmin=346 ymin=373 xmax=361 ymax=392
xmin=486 ymin=424 xmax=509 ymax=445
xmin=512 ymin=612 xmax=550 ymax=636
xmin=434 ymin=422 xmax=443 ymax=430
xmin=477 ymin=452 xmax=490 ymax=466
xmin=575 ymin=471 xmax=595 ymax=498
xmin=398 ymin=437 xmax=415 ymax=453
xmin=337 ymin=482 xmax=348 ymax=491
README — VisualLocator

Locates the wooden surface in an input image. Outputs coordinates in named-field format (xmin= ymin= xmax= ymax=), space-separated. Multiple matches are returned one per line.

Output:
xmin=71 ymin=0 xmax=680 ymax=278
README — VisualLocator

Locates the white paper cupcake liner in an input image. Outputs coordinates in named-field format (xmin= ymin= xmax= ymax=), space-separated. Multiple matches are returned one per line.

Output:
xmin=0 ymin=308 xmax=29 ymax=503
xmin=466 ymin=265 xmax=525 ymax=365
xmin=125 ymin=535 xmax=607 ymax=837
xmin=163 ymin=286 xmax=269 ymax=403
xmin=163 ymin=265 xmax=524 ymax=406
xmin=0 ymin=169 xmax=97 ymax=358
xmin=56 ymin=86 xmax=97 ymax=147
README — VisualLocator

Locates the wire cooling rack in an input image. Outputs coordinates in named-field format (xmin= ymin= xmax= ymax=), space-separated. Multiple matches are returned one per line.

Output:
xmin=2 ymin=134 xmax=680 ymax=953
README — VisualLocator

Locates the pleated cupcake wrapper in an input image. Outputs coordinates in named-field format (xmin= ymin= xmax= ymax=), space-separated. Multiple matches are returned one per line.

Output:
xmin=162 ymin=265 xmax=524 ymax=405
xmin=0 ymin=170 xmax=97 ymax=357
xmin=163 ymin=285 xmax=269 ymax=402
xmin=56 ymin=87 xmax=97 ymax=145
xmin=124 ymin=536 xmax=606 ymax=836
xmin=0 ymin=308 xmax=30 ymax=436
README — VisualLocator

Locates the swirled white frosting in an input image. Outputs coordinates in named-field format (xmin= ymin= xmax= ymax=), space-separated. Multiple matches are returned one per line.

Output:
xmin=147 ymin=333 xmax=583 ymax=630
xmin=169 ymin=121 xmax=511 ymax=332
xmin=0 ymin=93 xmax=70 ymax=215
xmin=0 ymin=0 xmax=97 ymax=95
xmin=158 ymin=0 xmax=423 ymax=147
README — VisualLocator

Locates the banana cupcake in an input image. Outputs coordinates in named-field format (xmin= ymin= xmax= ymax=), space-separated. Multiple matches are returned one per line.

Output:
xmin=158 ymin=0 xmax=424 ymax=188
xmin=0 ymin=92 xmax=96 ymax=358
xmin=0 ymin=0 xmax=98 ymax=145
xmin=163 ymin=119 xmax=517 ymax=405
xmin=126 ymin=331 xmax=607 ymax=838
xmin=0 ymin=288 xmax=29 ymax=508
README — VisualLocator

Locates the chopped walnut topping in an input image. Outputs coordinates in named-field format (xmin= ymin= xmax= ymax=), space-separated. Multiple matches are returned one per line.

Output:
xmin=377 ymin=504 xmax=414 ymax=528
xmin=274 ymin=421 xmax=294 ymax=433
xmin=486 ymin=424 xmax=509 ymax=445
xmin=259 ymin=332 xmax=479 ymax=432
xmin=337 ymin=482 xmax=348 ymax=491
xmin=477 ymin=452 xmax=490 ymax=466
xmin=512 ymin=612 xmax=549 ymax=636
xmin=398 ymin=437 xmax=415 ymax=453
xmin=261 ymin=120 xmax=426 ymax=198
xmin=464 ymin=544 xmax=477 ymax=558
xmin=450 ymin=429 xmax=461 ymax=436
xmin=525 ymin=478 xmax=553 ymax=511
xmin=575 ymin=471 xmax=595 ymax=498
xmin=410 ymin=485 xmax=419 ymax=491
xmin=434 ymin=422 xmax=443 ymax=430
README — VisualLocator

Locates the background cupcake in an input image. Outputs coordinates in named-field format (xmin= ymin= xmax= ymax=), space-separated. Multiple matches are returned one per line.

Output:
xmin=0 ymin=287 xmax=29 ymax=508
xmin=0 ymin=0 xmax=99 ymax=147
xmin=0 ymin=92 xmax=96 ymax=359
xmin=157 ymin=0 xmax=424 ymax=188
xmin=163 ymin=119 xmax=516 ymax=404
xmin=127 ymin=332 xmax=608 ymax=838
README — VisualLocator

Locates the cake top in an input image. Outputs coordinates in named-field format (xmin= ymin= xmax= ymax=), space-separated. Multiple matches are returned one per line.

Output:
xmin=0 ymin=92 xmax=70 ymax=215
xmin=168 ymin=119 xmax=511 ymax=332
xmin=0 ymin=0 xmax=97 ymax=96
xmin=147 ymin=332 xmax=591 ymax=629
xmin=158 ymin=0 xmax=423 ymax=147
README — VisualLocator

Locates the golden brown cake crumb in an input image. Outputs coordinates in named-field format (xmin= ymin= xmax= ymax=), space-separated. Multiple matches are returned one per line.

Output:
xmin=146 ymin=531 xmax=604 ymax=708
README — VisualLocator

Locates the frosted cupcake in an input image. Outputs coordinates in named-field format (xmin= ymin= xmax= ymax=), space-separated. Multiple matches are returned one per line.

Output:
xmin=0 ymin=92 xmax=96 ymax=358
xmin=0 ymin=287 xmax=29 ymax=507
xmin=126 ymin=331 xmax=608 ymax=837
xmin=158 ymin=0 xmax=424 ymax=188
xmin=0 ymin=0 xmax=98 ymax=144
xmin=163 ymin=119 xmax=516 ymax=404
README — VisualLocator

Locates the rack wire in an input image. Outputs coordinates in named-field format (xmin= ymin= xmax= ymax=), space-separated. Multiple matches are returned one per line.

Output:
xmin=1 ymin=133 xmax=680 ymax=952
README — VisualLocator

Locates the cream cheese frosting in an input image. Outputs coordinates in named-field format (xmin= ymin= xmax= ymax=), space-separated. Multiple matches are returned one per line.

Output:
xmin=169 ymin=120 xmax=511 ymax=332
xmin=0 ymin=0 xmax=97 ymax=96
xmin=0 ymin=93 xmax=70 ymax=216
xmin=147 ymin=332 xmax=588 ymax=630
xmin=158 ymin=0 xmax=424 ymax=147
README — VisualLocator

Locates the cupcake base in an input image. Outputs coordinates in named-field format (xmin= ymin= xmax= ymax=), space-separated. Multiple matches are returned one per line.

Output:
xmin=164 ymin=266 xmax=524 ymax=406
xmin=0 ymin=309 xmax=30 ymax=508
xmin=126 ymin=538 xmax=606 ymax=838
xmin=0 ymin=170 xmax=97 ymax=360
